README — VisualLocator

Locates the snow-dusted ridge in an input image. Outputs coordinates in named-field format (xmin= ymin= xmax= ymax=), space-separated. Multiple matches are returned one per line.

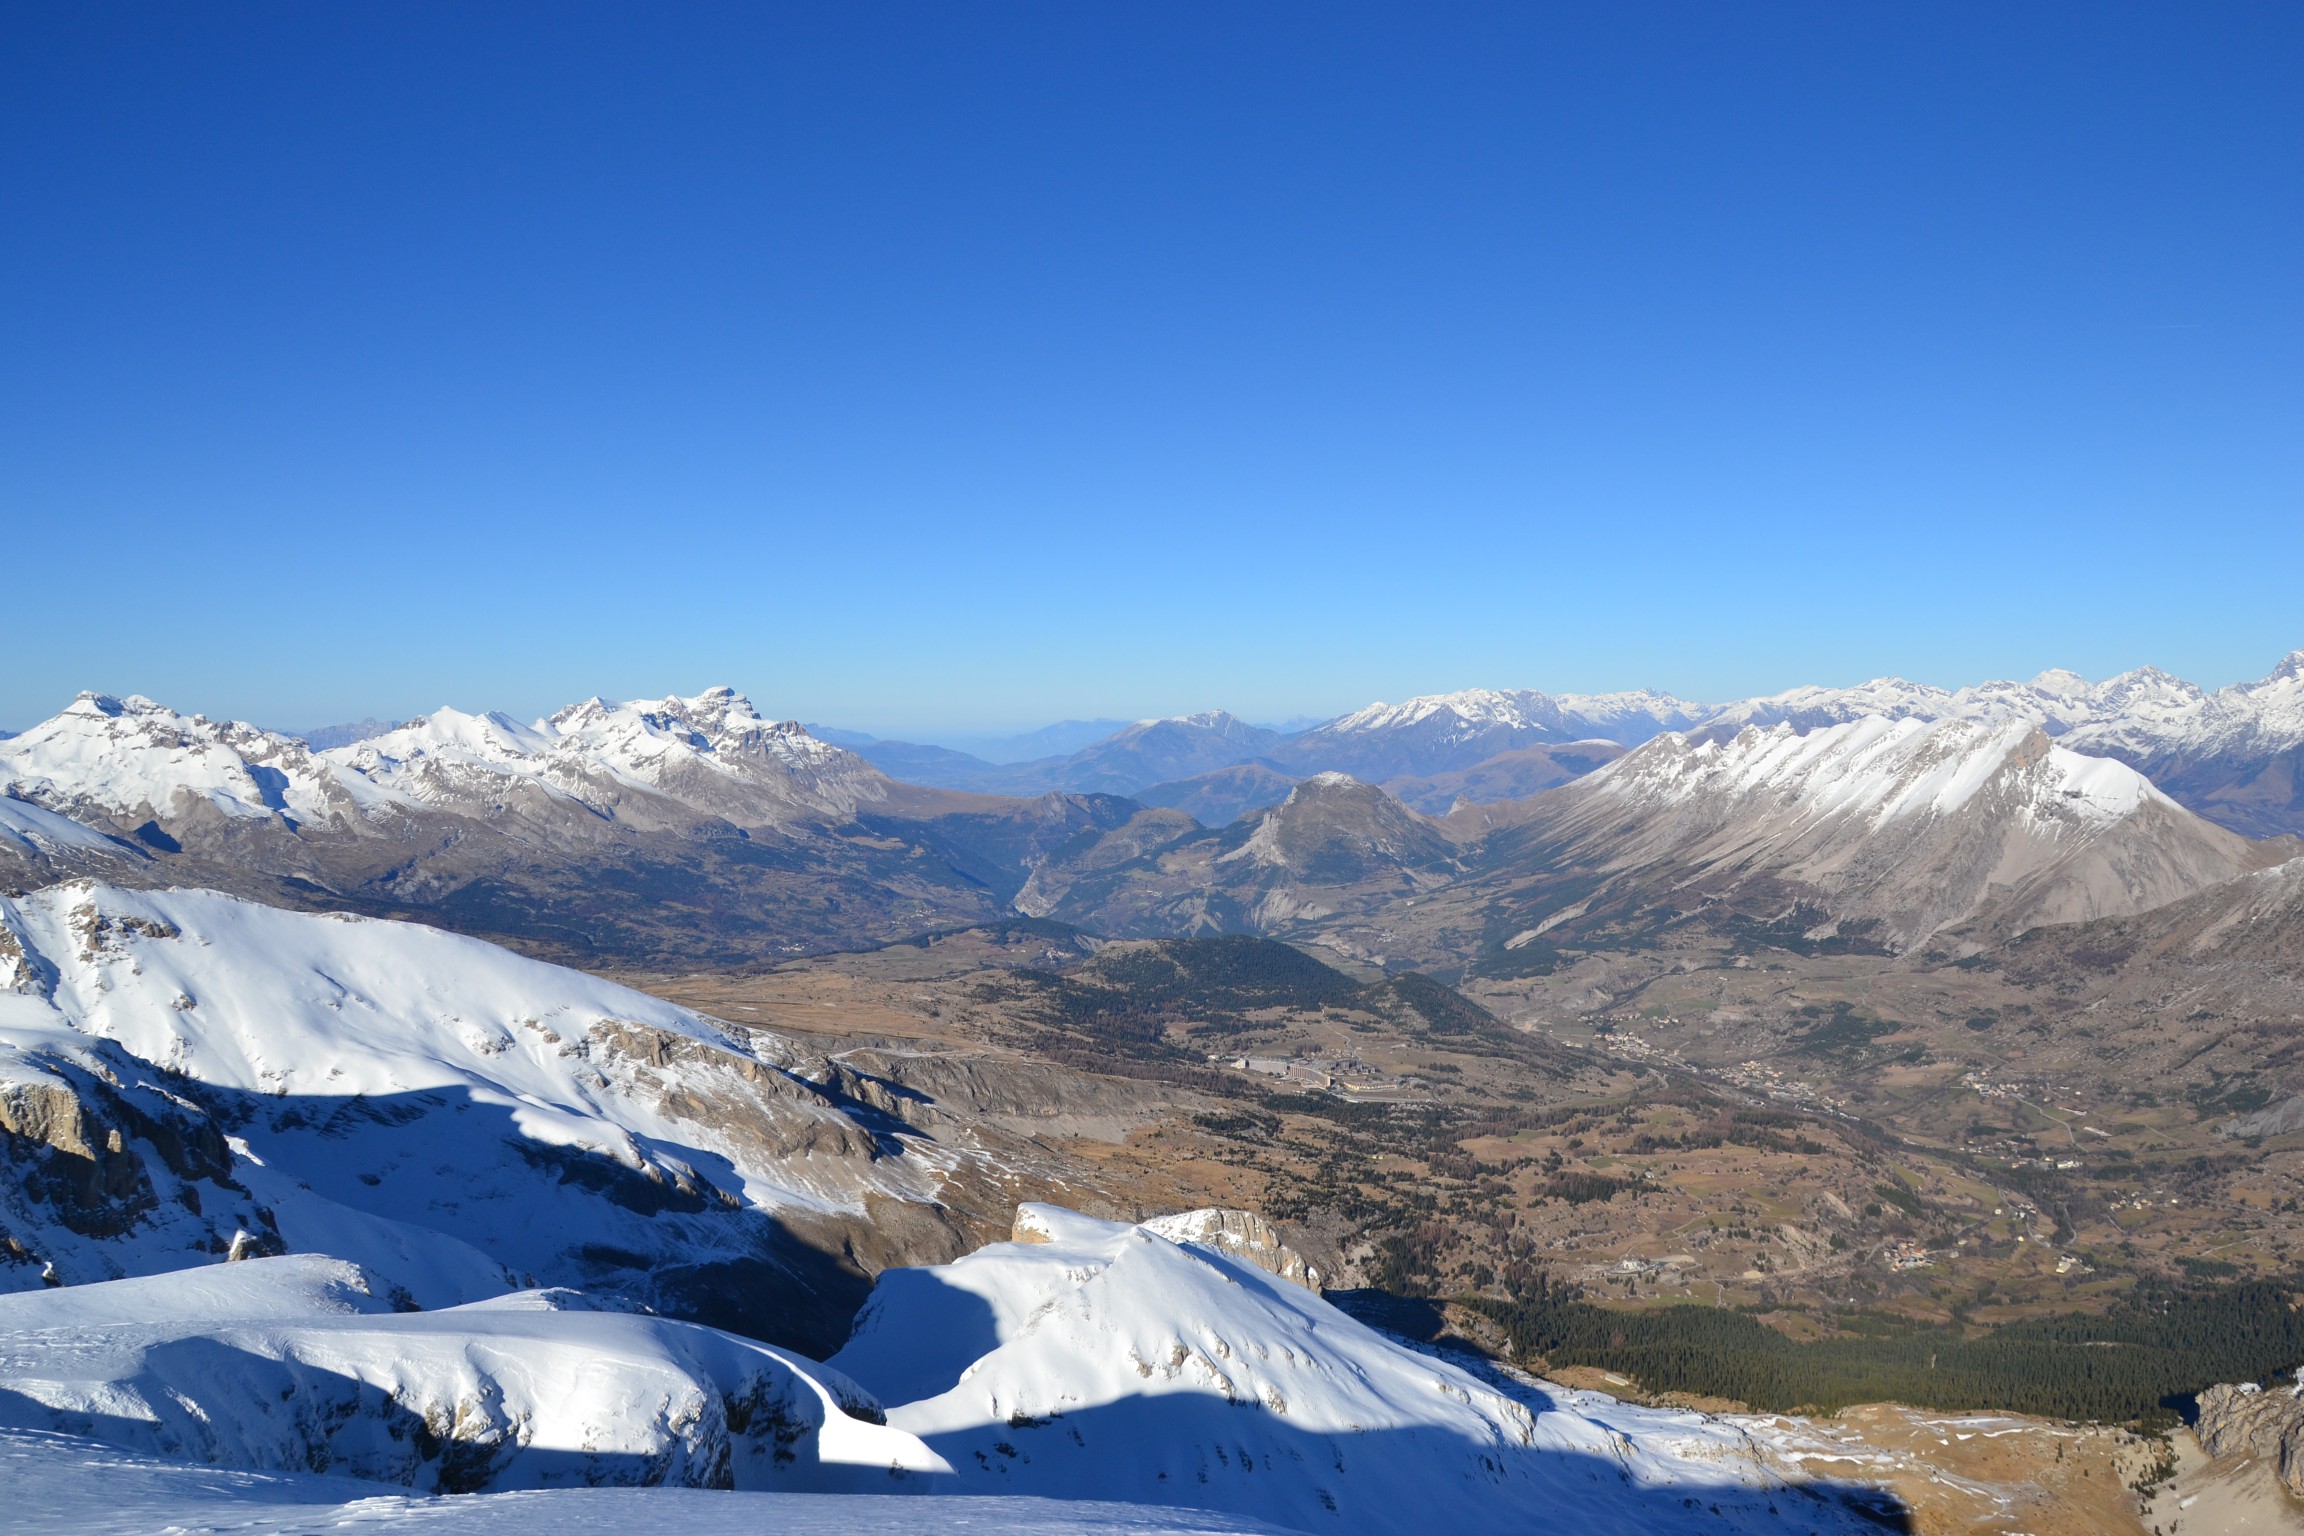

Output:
xmin=1314 ymin=652 xmax=2304 ymax=755
xmin=1595 ymin=715 xmax=2170 ymax=829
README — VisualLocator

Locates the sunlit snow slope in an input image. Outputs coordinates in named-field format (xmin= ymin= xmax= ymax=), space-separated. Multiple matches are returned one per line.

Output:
xmin=831 ymin=1205 xmax=1886 ymax=1536
xmin=0 ymin=883 xmax=993 ymax=1347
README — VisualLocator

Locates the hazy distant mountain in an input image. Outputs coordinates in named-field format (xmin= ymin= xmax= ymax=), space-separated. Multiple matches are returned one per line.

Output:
xmin=286 ymin=717 xmax=405 ymax=751
xmin=1377 ymin=740 xmax=1628 ymax=815
xmin=1273 ymin=688 xmax=1701 ymax=781
xmin=1019 ymin=772 xmax=1459 ymax=938
xmin=849 ymin=738 xmax=1005 ymax=786
xmin=851 ymin=711 xmax=1284 ymax=798
xmin=799 ymin=722 xmax=879 ymax=748
xmin=1133 ymin=762 xmax=1301 ymax=825
xmin=1041 ymin=711 xmax=1282 ymax=793
xmin=944 ymin=718 xmax=1133 ymax=764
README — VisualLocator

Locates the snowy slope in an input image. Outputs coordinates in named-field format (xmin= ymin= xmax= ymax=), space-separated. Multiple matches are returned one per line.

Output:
xmin=831 ymin=1205 xmax=1884 ymax=1536
xmin=0 ymin=1255 xmax=944 ymax=1493
xmin=4 ymin=1431 xmax=1298 ymax=1536
xmin=0 ymin=883 xmax=1003 ymax=1345
xmin=0 ymin=795 xmax=149 ymax=891
xmin=1486 ymin=716 xmax=2277 ymax=947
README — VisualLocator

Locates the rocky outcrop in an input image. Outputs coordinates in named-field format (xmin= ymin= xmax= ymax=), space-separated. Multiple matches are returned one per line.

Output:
xmin=2198 ymin=1379 xmax=2304 ymax=1495
xmin=1012 ymin=1205 xmax=1323 ymax=1291
xmin=0 ymin=1052 xmax=234 ymax=1244
xmin=1142 ymin=1207 xmax=1324 ymax=1290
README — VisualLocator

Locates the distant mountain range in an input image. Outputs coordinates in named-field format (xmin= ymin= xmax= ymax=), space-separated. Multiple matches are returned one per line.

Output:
xmin=820 ymin=652 xmax=2304 ymax=837
xmin=4 ymin=650 xmax=2300 ymax=970
xmin=1018 ymin=713 xmax=2301 ymax=973
xmin=0 ymin=689 xmax=1121 ymax=966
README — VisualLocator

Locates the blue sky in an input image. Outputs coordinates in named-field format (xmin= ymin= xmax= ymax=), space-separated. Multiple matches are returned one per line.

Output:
xmin=5 ymin=4 xmax=2300 ymax=737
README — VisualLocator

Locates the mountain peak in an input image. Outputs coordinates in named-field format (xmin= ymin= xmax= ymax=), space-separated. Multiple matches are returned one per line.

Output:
xmin=1534 ymin=711 xmax=2232 ymax=947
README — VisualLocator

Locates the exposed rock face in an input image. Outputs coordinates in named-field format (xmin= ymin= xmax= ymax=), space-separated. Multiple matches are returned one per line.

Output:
xmin=2197 ymin=1379 xmax=2304 ymax=1497
xmin=0 ymin=1040 xmax=247 ymax=1271
xmin=1139 ymin=1208 xmax=1323 ymax=1291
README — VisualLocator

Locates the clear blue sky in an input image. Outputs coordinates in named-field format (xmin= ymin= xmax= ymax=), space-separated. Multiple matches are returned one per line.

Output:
xmin=6 ymin=3 xmax=2300 ymax=736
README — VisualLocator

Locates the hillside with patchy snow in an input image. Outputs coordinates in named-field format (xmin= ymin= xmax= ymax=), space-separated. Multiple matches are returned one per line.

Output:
xmin=1457 ymin=716 xmax=2284 ymax=951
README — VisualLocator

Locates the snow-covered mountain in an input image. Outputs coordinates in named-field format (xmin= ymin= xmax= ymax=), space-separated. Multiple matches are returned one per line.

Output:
xmin=1193 ymin=651 xmax=2304 ymax=829
xmin=1468 ymin=716 xmax=2286 ymax=949
xmin=1275 ymin=688 xmax=1700 ymax=781
xmin=1691 ymin=654 xmax=2304 ymax=837
xmin=335 ymin=687 xmax=898 ymax=830
xmin=0 ymin=794 xmax=148 ymax=883
xmin=828 ymin=1204 xmax=1886 ymax=1536
xmin=0 ymin=693 xmax=402 ymax=839
xmin=0 ymin=691 xmax=1074 ymax=963
xmin=855 ymin=711 xmax=1287 ymax=799
xmin=0 ymin=687 xmax=900 ymax=844
xmin=0 ymin=883 xmax=1126 ymax=1349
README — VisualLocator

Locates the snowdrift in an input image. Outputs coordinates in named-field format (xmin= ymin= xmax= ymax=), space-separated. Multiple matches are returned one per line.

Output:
xmin=0 ymin=1255 xmax=944 ymax=1493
